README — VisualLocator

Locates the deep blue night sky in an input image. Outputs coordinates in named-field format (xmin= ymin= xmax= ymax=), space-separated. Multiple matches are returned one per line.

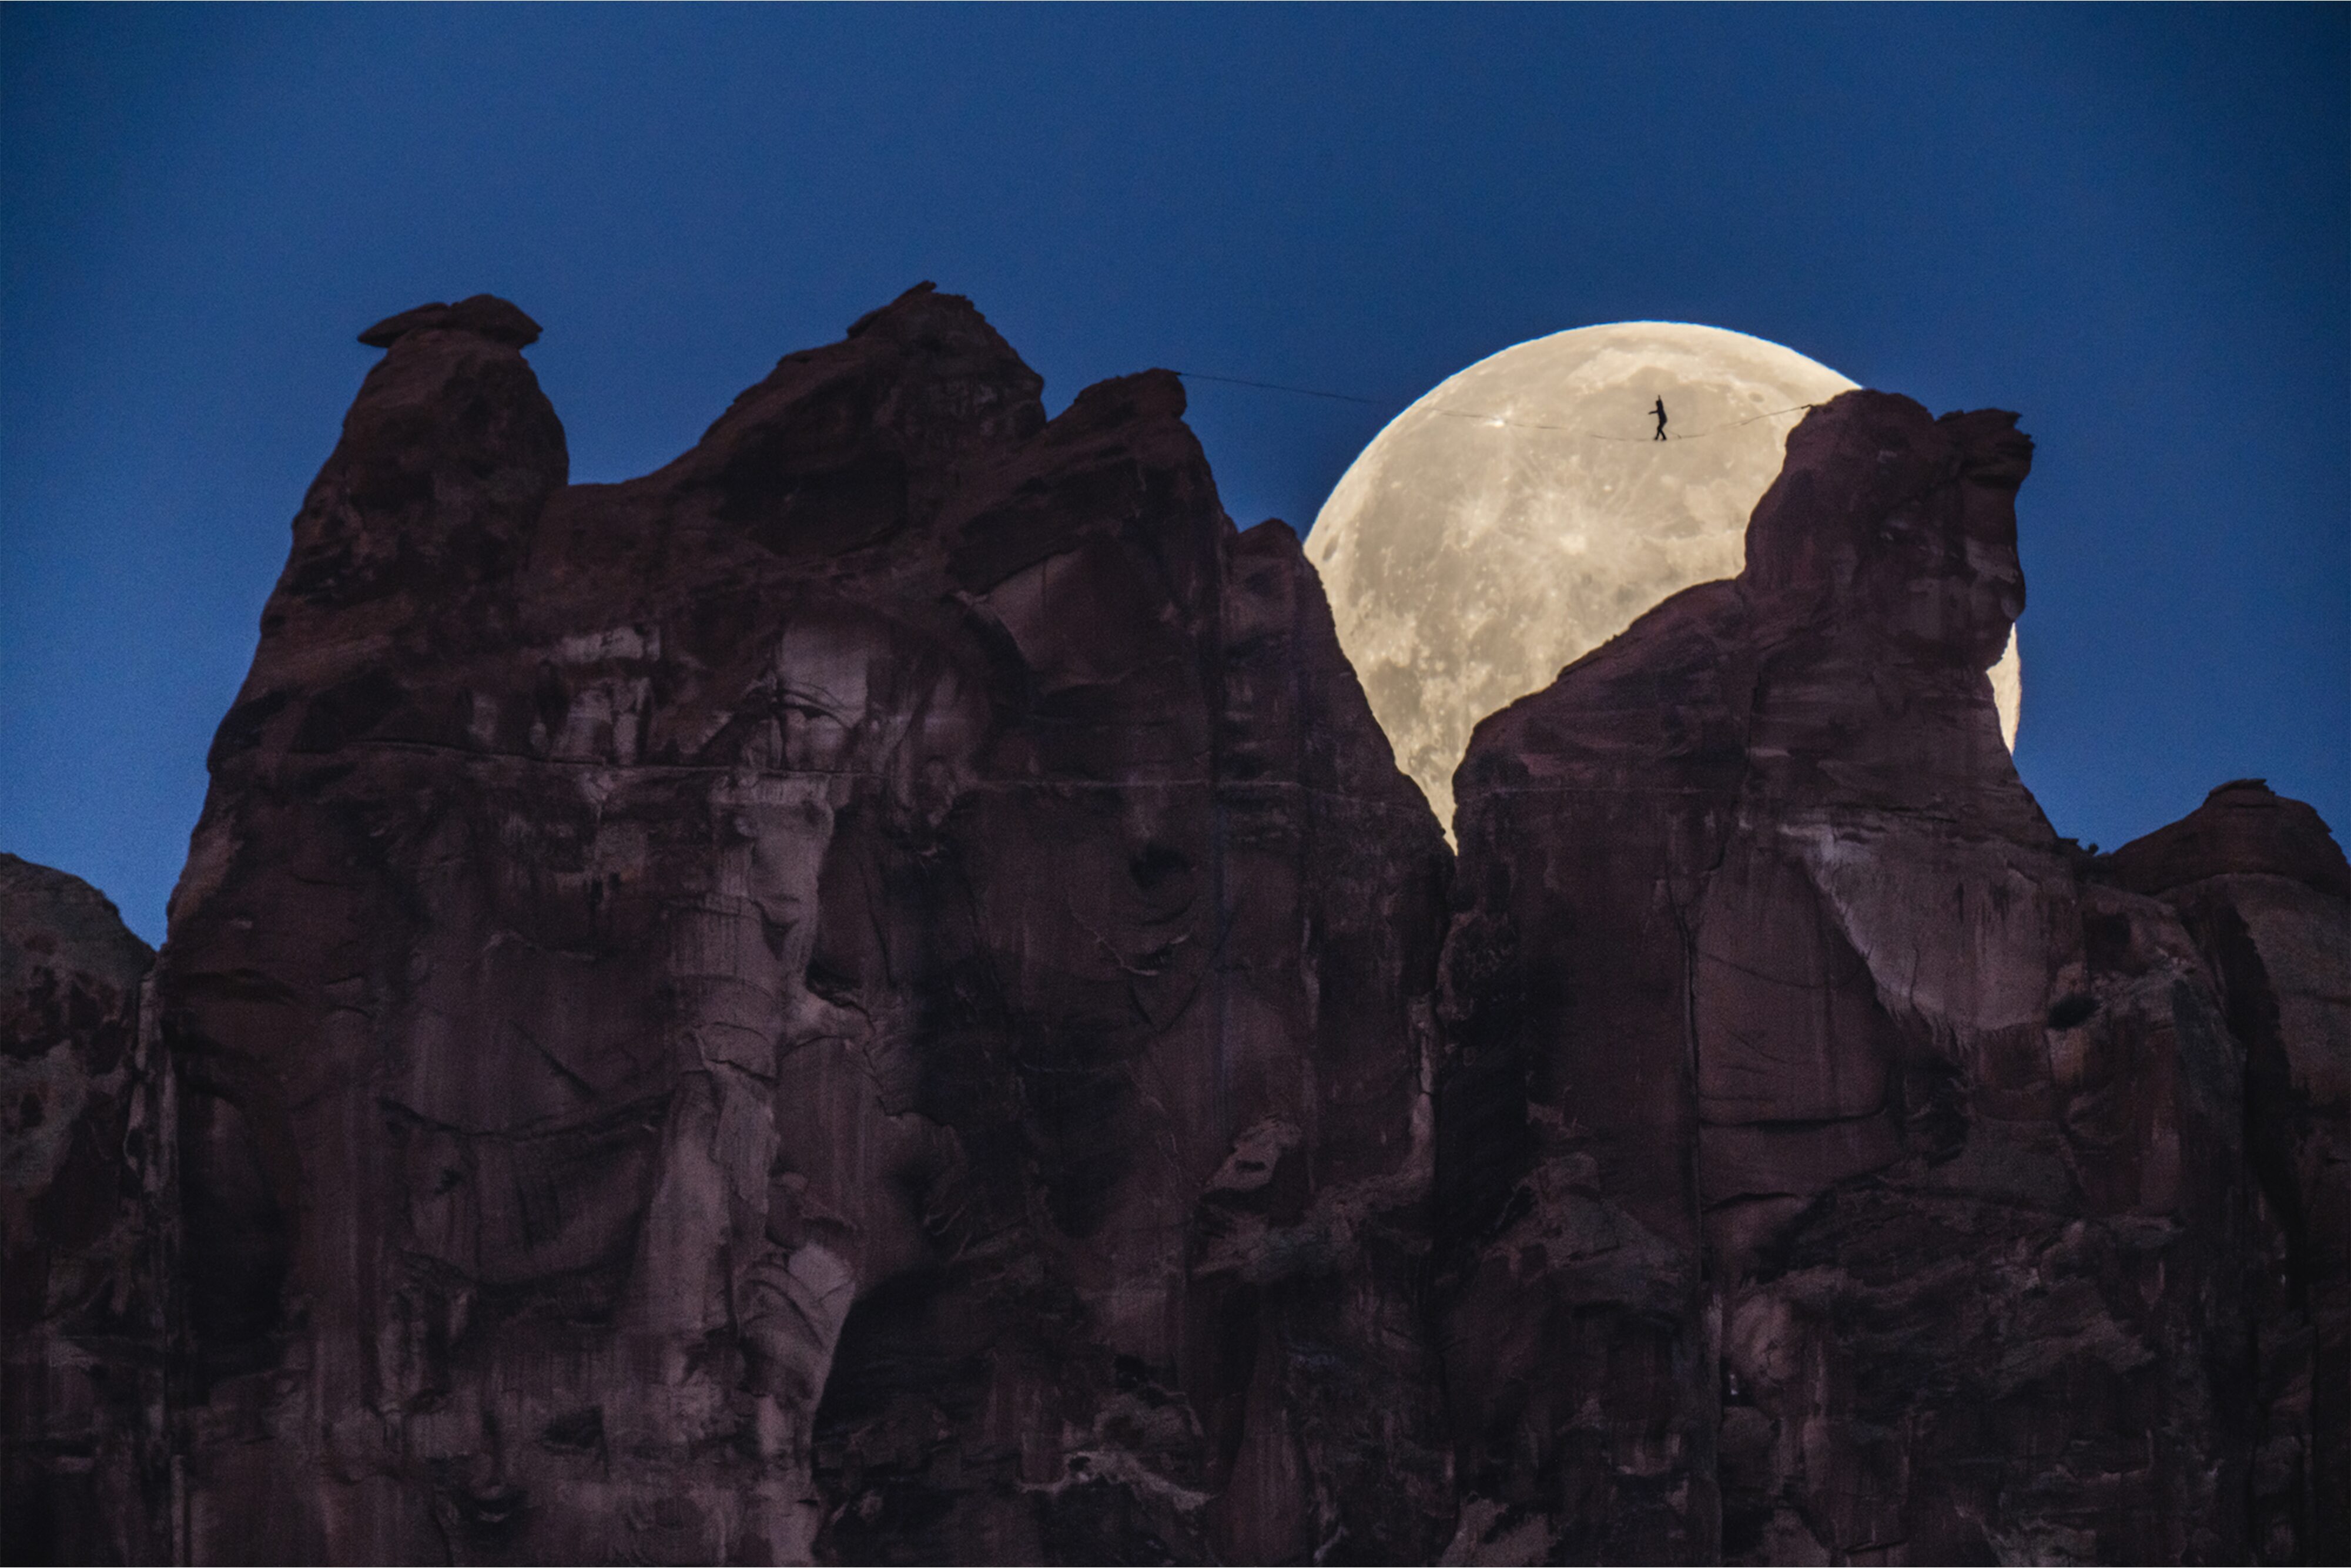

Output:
xmin=4 ymin=4 xmax=2346 ymax=945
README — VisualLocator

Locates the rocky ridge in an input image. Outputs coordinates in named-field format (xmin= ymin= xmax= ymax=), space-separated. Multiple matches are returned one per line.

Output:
xmin=1 ymin=288 xmax=2342 ymax=1564
xmin=145 ymin=284 xmax=1454 ymax=1564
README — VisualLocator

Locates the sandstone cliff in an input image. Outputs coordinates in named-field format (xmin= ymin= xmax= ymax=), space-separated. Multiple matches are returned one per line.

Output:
xmin=2104 ymin=780 xmax=2350 ymax=1564
xmin=1434 ymin=393 xmax=2328 ymax=1564
xmin=150 ymin=285 xmax=1454 ymax=1564
xmin=1 ymin=856 xmax=172 ymax=1565
xmin=2 ymin=290 xmax=2343 ymax=1565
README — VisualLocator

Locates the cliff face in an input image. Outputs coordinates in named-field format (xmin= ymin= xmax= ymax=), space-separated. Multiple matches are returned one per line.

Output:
xmin=1435 ymin=393 xmax=2276 ymax=1564
xmin=151 ymin=286 xmax=1454 ymax=1564
xmin=5 ymin=291 xmax=2344 ymax=1565
xmin=0 ymin=856 xmax=171 ymax=1566
xmin=2104 ymin=781 xmax=2350 ymax=1564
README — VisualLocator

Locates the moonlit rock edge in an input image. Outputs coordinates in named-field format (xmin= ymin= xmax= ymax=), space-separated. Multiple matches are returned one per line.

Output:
xmin=1305 ymin=321 xmax=2026 ymax=833
xmin=1436 ymin=389 xmax=2340 ymax=1563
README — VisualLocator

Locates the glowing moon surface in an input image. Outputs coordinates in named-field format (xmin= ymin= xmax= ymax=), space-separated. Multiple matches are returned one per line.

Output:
xmin=1305 ymin=322 xmax=2021 ymax=830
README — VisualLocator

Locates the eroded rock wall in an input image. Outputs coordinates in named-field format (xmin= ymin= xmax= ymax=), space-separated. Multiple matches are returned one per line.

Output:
xmin=150 ymin=286 xmax=1455 ymax=1564
xmin=9 ymin=289 xmax=2345 ymax=1566
xmin=1435 ymin=392 xmax=2274 ymax=1564
xmin=0 ymin=856 xmax=172 ymax=1566
xmin=2105 ymin=781 xmax=2351 ymax=1564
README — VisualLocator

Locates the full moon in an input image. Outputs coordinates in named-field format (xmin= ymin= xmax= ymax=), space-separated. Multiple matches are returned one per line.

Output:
xmin=1305 ymin=322 xmax=2022 ymax=829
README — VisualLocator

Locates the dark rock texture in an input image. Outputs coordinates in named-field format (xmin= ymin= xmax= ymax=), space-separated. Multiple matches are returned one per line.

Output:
xmin=2104 ymin=781 xmax=2350 ymax=1564
xmin=1 ymin=856 xmax=170 ymax=1566
xmin=1432 ymin=392 xmax=2327 ymax=1564
xmin=5 ymin=291 xmax=2345 ymax=1564
xmin=150 ymin=283 xmax=1454 ymax=1564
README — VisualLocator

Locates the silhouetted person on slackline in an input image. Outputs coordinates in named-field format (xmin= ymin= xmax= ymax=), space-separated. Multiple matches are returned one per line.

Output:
xmin=1652 ymin=396 xmax=1669 ymax=441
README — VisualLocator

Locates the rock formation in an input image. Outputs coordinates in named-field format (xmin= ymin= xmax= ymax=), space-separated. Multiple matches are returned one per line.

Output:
xmin=1433 ymin=393 xmax=2323 ymax=1564
xmin=2104 ymin=780 xmax=2349 ymax=1564
xmin=2 ymin=289 xmax=2343 ymax=1564
xmin=149 ymin=286 xmax=1454 ymax=1564
xmin=1 ymin=856 xmax=172 ymax=1565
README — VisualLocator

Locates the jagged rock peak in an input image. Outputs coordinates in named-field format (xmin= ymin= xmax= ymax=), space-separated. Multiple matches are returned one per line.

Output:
xmin=1742 ymin=388 xmax=2030 ymax=669
xmin=847 ymin=278 xmax=953 ymax=335
xmin=356 ymin=293 xmax=543 ymax=349
xmin=143 ymin=284 xmax=1454 ymax=1564
xmin=2104 ymin=776 xmax=2351 ymax=898
xmin=835 ymin=280 xmax=1037 ymax=386
xmin=1043 ymin=365 xmax=1189 ymax=443
xmin=681 ymin=281 xmax=1047 ymax=510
